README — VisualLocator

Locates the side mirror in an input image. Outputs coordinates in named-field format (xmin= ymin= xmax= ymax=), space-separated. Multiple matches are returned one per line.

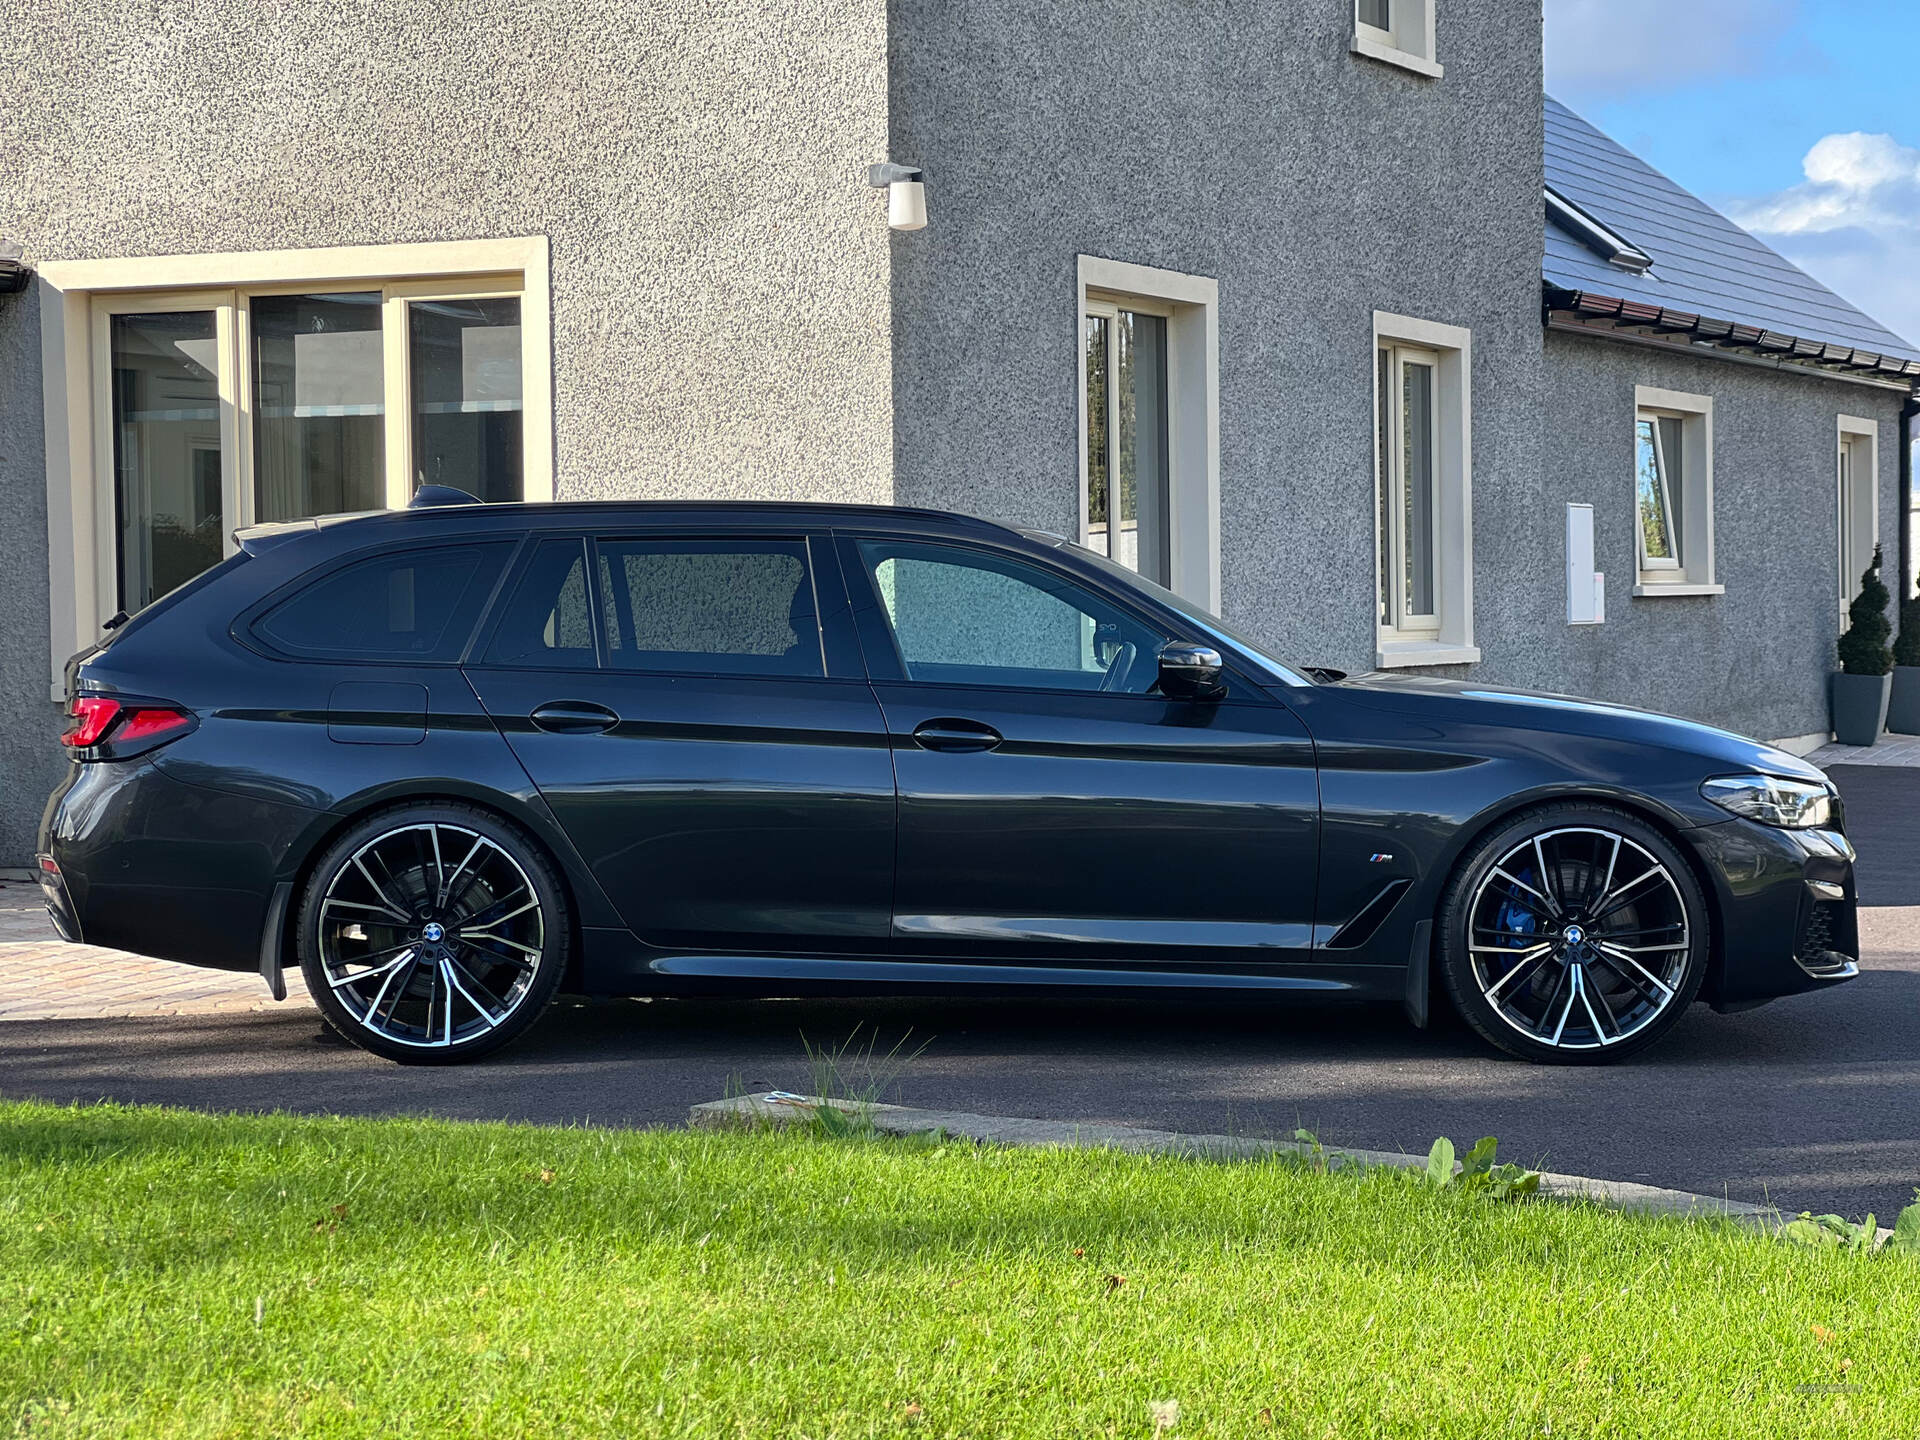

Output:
xmin=1157 ymin=642 xmax=1226 ymax=701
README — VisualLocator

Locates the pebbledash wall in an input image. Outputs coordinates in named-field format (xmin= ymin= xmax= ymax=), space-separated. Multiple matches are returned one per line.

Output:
xmin=0 ymin=0 xmax=1907 ymax=867
xmin=0 ymin=0 xmax=898 ymax=864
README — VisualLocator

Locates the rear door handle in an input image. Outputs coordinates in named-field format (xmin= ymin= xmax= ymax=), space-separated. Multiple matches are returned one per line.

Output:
xmin=911 ymin=718 xmax=1003 ymax=753
xmin=529 ymin=700 xmax=620 ymax=735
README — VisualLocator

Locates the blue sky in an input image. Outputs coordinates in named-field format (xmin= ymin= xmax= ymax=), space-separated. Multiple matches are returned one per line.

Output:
xmin=1545 ymin=0 xmax=1920 ymax=345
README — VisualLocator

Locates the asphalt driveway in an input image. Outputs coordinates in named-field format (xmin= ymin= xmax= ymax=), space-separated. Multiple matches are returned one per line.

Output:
xmin=2 ymin=764 xmax=1916 ymax=1220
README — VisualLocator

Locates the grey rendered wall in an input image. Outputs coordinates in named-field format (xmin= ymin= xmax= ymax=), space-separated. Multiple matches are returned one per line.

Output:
xmin=0 ymin=0 xmax=896 ymax=862
xmin=884 ymin=0 xmax=1546 ymax=678
xmin=1525 ymin=329 xmax=1904 ymax=742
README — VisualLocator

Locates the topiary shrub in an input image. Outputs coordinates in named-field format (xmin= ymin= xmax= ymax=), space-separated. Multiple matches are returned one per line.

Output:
xmin=1895 ymin=563 xmax=1920 ymax=669
xmin=1838 ymin=544 xmax=1893 ymax=676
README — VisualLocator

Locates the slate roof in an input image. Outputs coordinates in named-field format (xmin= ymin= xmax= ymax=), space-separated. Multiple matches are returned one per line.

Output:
xmin=1543 ymin=96 xmax=1920 ymax=374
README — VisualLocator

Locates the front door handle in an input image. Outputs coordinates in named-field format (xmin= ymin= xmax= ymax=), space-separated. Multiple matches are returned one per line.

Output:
xmin=911 ymin=718 xmax=1003 ymax=753
xmin=529 ymin=700 xmax=620 ymax=735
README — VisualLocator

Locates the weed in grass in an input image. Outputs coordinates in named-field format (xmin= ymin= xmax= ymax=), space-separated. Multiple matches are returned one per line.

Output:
xmin=1426 ymin=1135 xmax=1542 ymax=1202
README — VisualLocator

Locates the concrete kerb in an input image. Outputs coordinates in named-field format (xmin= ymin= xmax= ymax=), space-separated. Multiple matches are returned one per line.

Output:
xmin=690 ymin=1092 xmax=1797 ymax=1233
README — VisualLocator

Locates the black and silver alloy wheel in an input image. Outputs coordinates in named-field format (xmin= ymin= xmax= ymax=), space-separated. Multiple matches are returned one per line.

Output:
xmin=297 ymin=804 xmax=568 ymax=1064
xmin=1438 ymin=805 xmax=1708 ymax=1063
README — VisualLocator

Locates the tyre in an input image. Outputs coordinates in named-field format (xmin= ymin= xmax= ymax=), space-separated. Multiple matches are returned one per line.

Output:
xmin=1436 ymin=804 xmax=1709 ymax=1064
xmin=296 ymin=802 xmax=569 ymax=1064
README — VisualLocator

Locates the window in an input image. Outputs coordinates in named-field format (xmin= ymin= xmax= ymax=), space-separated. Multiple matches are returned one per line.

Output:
xmin=1083 ymin=302 xmax=1171 ymax=585
xmin=858 ymin=539 xmax=1165 ymax=694
xmin=596 ymin=539 xmax=823 ymax=678
xmin=1352 ymin=0 xmax=1441 ymax=77
xmin=483 ymin=538 xmax=600 ymax=670
xmin=1631 ymin=387 xmax=1718 ymax=596
xmin=40 ymin=237 xmax=552 ymax=695
xmin=1373 ymin=312 xmax=1476 ymax=667
xmin=1077 ymin=257 xmax=1220 ymax=611
xmin=1838 ymin=416 xmax=1879 ymax=626
xmin=255 ymin=543 xmax=512 ymax=662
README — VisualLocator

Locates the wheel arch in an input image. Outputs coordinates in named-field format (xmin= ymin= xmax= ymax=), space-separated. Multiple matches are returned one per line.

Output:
xmin=1414 ymin=786 xmax=1727 ymax=1020
xmin=271 ymin=783 xmax=608 ymax=993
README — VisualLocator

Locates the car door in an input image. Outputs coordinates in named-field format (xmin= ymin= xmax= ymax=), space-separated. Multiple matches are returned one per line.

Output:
xmin=463 ymin=530 xmax=895 ymax=950
xmin=836 ymin=532 xmax=1320 ymax=963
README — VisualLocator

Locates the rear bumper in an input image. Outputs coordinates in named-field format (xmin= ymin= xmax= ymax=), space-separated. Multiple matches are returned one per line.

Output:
xmin=38 ymin=757 xmax=322 ymax=973
xmin=32 ymin=853 xmax=82 ymax=943
xmin=1692 ymin=819 xmax=1861 ymax=1011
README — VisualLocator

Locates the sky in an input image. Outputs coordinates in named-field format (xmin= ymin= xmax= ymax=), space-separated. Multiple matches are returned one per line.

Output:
xmin=1544 ymin=0 xmax=1920 ymax=347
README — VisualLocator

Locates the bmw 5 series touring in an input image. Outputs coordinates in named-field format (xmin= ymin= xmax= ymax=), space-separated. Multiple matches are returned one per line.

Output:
xmin=38 ymin=491 xmax=1859 ymax=1064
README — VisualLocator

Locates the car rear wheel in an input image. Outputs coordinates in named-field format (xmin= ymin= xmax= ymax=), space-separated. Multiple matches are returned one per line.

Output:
xmin=1437 ymin=804 xmax=1709 ymax=1064
xmin=296 ymin=803 xmax=569 ymax=1064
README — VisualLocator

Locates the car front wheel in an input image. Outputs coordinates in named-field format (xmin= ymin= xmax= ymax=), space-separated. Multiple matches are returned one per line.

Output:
xmin=1437 ymin=804 xmax=1709 ymax=1063
xmin=296 ymin=803 xmax=569 ymax=1064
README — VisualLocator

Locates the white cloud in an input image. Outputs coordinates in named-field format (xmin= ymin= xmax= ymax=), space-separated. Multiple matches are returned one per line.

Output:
xmin=1730 ymin=133 xmax=1920 ymax=348
xmin=1544 ymin=0 xmax=1796 ymax=101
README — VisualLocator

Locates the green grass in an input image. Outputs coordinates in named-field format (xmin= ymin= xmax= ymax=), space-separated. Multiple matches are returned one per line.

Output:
xmin=2 ymin=1100 xmax=1916 ymax=1438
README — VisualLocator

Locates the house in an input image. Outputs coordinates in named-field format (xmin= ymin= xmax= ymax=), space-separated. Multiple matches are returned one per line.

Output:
xmin=0 ymin=1 xmax=1912 ymax=867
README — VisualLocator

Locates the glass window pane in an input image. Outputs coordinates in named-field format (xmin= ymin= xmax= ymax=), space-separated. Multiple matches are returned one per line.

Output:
xmin=109 ymin=310 xmax=224 ymax=611
xmin=256 ymin=542 xmax=512 ymax=661
xmin=595 ymin=540 xmax=820 ymax=677
xmin=1084 ymin=314 xmax=1111 ymax=559
xmin=251 ymin=293 xmax=385 ymax=524
xmin=483 ymin=539 xmax=598 ymax=669
xmin=1358 ymin=0 xmax=1390 ymax=29
xmin=1377 ymin=347 xmax=1392 ymax=625
xmin=1657 ymin=414 xmax=1685 ymax=558
xmin=859 ymin=540 xmax=1163 ymax=693
xmin=1401 ymin=359 xmax=1435 ymax=617
xmin=410 ymin=297 xmax=523 ymax=503
xmin=1117 ymin=311 xmax=1170 ymax=586
xmin=1636 ymin=418 xmax=1675 ymax=562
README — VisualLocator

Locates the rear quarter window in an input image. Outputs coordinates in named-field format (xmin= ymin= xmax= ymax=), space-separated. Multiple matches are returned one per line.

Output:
xmin=253 ymin=542 xmax=514 ymax=662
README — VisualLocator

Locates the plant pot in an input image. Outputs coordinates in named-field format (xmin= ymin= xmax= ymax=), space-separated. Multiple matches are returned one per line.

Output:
xmin=1890 ymin=666 xmax=1920 ymax=736
xmin=1830 ymin=671 xmax=1891 ymax=747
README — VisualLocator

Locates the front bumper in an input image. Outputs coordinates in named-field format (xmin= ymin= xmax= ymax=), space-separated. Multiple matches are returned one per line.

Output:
xmin=1692 ymin=818 xmax=1860 ymax=1011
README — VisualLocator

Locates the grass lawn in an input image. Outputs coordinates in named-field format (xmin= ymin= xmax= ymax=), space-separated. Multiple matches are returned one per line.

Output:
xmin=2 ymin=1100 xmax=1916 ymax=1438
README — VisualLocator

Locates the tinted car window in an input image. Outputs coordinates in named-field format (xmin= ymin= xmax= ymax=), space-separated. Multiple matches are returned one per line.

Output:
xmin=596 ymin=538 xmax=823 ymax=678
xmin=481 ymin=538 xmax=601 ymax=670
xmin=256 ymin=542 xmax=511 ymax=662
xmin=856 ymin=539 xmax=1163 ymax=693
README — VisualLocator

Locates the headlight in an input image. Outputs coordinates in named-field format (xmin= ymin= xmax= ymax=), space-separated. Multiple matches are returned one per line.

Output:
xmin=1701 ymin=774 xmax=1834 ymax=829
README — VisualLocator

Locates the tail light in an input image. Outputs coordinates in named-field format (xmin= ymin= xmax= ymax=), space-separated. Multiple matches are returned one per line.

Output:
xmin=61 ymin=694 xmax=195 ymax=758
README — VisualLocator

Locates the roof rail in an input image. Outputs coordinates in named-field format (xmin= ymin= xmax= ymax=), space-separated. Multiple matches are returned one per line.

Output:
xmin=409 ymin=484 xmax=483 ymax=509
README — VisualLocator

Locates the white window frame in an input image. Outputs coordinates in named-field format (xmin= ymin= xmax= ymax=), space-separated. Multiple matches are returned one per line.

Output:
xmin=1373 ymin=311 xmax=1476 ymax=668
xmin=1838 ymin=415 xmax=1880 ymax=627
xmin=38 ymin=236 xmax=553 ymax=698
xmin=1630 ymin=385 xmax=1720 ymax=597
xmin=1352 ymin=0 xmax=1442 ymax=79
xmin=1076 ymin=256 xmax=1220 ymax=612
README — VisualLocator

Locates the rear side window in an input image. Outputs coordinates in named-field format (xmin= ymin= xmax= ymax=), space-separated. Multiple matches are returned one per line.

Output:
xmin=597 ymin=538 xmax=822 ymax=677
xmin=255 ymin=542 xmax=512 ymax=662
xmin=481 ymin=538 xmax=601 ymax=670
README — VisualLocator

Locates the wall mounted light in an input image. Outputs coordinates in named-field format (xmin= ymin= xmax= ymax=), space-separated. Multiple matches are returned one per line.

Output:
xmin=867 ymin=163 xmax=927 ymax=232
xmin=0 ymin=240 xmax=30 ymax=295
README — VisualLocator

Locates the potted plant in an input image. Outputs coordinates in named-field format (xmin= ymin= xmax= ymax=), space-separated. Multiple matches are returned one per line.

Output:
xmin=1833 ymin=544 xmax=1893 ymax=746
xmin=1890 ymin=566 xmax=1920 ymax=734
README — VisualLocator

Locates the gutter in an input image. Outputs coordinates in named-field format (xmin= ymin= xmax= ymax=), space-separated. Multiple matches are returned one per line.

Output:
xmin=1544 ymin=282 xmax=1920 ymax=386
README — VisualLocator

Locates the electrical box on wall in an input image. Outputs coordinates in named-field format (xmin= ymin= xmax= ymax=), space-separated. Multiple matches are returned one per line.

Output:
xmin=1566 ymin=504 xmax=1604 ymax=625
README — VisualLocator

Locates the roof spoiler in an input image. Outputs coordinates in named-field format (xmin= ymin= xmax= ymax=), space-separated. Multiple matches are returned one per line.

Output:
xmin=409 ymin=484 xmax=483 ymax=509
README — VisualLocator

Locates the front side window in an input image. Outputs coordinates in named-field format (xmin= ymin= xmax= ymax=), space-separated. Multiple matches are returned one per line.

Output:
xmin=1377 ymin=343 xmax=1440 ymax=634
xmin=255 ymin=542 xmax=513 ymax=662
xmin=98 ymin=273 xmax=530 ymax=612
xmin=1083 ymin=300 xmax=1171 ymax=587
xmin=596 ymin=539 xmax=823 ymax=678
xmin=858 ymin=540 xmax=1164 ymax=694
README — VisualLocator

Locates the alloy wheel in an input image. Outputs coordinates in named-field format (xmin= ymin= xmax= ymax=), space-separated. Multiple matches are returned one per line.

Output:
xmin=317 ymin=822 xmax=546 ymax=1050
xmin=1466 ymin=825 xmax=1691 ymax=1051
